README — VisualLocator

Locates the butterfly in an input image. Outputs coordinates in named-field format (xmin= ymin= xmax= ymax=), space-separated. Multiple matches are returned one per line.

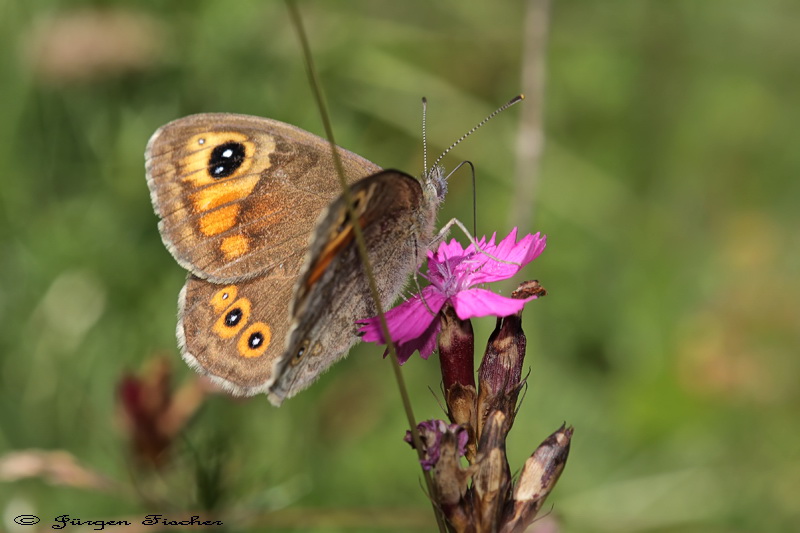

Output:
xmin=145 ymin=113 xmax=446 ymax=405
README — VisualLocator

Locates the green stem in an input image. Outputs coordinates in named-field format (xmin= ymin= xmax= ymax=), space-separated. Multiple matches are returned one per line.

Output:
xmin=284 ymin=2 xmax=447 ymax=532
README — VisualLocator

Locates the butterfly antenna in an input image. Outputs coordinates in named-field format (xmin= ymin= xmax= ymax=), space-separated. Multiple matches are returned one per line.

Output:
xmin=431 ymin=94 xmax=525 ymax=174
xmin=422 ymin=97 xmax=429 ymax=177
xmin=443 ymin=160 xmax=478 ymax=236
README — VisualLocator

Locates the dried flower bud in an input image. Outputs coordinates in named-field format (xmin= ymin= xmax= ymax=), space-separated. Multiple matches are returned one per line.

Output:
xmin=472 ymin=410 xmax=512 ymax=530
xmin=477 ymin=281 xmax=546 ymax=440
xmin=511 ymin=280 xmax=548 ymax=300
xmin=404 ymin=420 xmax=469 ymax=472
xmin=477 ymin=314 xmax=525 ymax=438
xmin=438 ymin=303 xmax=478 ymax=461
xmin=117 ymin=356 xmax=208 ymax=468
xmin=405 ymin=420 xmax=475 ymax=530
xmin=117 ymin=358 xmax=172 ymax=467
xmin=501 ymin=424 xmax=573 ymax=533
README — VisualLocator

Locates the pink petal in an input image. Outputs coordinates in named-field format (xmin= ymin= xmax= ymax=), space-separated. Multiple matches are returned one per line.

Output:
xmin=438 ymin=238 xmax=468 ymax=260
xmin=357 ymin=287 xmax=447 ymax=345
xmin=427 ymin=239 xmax=470 ymax=281
xmin=501 ymin=230 xmax=546 ymax=264
xmin=464 ymin=232 xmax=497 ymax=255
xmin=469 ymin=230 xmax=547 ymax=285
xmin=450 ymin=288 xmax=538 ymax=320
xmin=361 ymin=228 xmax=547 ymax=365
xmin=394 ymin=318 xmax=442 ymax=363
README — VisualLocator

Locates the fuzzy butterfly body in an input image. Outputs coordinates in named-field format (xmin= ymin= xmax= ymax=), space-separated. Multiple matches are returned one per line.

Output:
xmin=145 ymin=113 xmax=445 ymax=405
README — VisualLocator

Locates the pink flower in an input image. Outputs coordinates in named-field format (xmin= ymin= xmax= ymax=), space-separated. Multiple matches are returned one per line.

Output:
xmin=357 ymin=228 xmax=546 ymax=363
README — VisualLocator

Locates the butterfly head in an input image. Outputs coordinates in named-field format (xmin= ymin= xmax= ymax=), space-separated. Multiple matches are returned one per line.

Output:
xmin=423 ymin=164 xmax=448 ymax=208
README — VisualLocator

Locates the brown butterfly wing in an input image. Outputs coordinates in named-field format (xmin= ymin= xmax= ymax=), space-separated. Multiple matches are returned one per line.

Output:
xmin=145 ymin=113 xmax=380 ymax=283
xmin=178 ymin=272 xmax=295 ymax=395
xmin=267 ymin=170 xmax=439 ymax=405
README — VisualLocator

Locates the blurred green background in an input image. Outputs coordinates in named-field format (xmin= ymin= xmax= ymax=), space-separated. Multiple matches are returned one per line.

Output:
xmin=1 ymin=0 xmax=798 ymax=531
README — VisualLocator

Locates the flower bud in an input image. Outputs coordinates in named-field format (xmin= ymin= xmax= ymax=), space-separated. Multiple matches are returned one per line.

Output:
xmin=472 ymin=410 xmax=512 ymax=530
xmin=438 ymin=303 xmax=478 ymax=461
xmin=501 ymin=424 xmax=573 ymax=532
xmin=438 ymin=303 xmax=476 ymax=392
xmin=477 ymin=281 xmax=546 ymax=439
xmin=117 ymin=356 xmax=208 ymax=468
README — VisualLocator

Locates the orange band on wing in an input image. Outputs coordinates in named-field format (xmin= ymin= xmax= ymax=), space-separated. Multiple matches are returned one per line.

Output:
xmin=190 ymin=174 xmax=259 ymax=212
xmin=305 ymin=226 xmax=354 ymax=289
xmin=199 ymin=204 xmax=240 ymax=236
xmin=220 ymin=234 xmax=250 ymax=260
xmin=304 ymin=213 xmax=372 ymax=290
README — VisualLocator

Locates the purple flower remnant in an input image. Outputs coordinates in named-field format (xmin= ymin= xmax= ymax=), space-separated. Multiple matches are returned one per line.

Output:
xmin=404 ymin=420 xmax=469 ymax=472
xmin=358 ymin=228 xmax=546 ymax=363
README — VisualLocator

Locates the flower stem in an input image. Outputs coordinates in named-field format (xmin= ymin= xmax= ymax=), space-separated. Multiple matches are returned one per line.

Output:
xmin=285 ymin=2 xmax=446 ymax=531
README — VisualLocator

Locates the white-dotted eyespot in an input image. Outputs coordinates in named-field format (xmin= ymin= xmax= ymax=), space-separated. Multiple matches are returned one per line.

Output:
xmin=210 ymin=285 xmax=238 ymax=314
xmin=291 ymin=339 xmax=311 ymax=366
xmin=213 ymin=297 xmax=251 ymax=339
xmin=237 ymin=322 xmax=271 ymax=358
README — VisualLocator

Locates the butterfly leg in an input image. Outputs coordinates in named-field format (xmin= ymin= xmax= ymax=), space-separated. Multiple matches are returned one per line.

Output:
xmin=410 ymin=238 xmax=437 ymax=315
xmin=433 ymin=218 xmax=521 ymax=267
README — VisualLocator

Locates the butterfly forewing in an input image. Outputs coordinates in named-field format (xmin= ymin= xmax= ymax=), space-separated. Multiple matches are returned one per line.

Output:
xmin=145 ymin=113 xmax=380 ymax=283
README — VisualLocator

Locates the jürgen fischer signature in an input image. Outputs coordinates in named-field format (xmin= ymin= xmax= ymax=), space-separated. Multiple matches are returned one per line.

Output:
xmin=51 ymin=514 xmax=223 ymax=530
